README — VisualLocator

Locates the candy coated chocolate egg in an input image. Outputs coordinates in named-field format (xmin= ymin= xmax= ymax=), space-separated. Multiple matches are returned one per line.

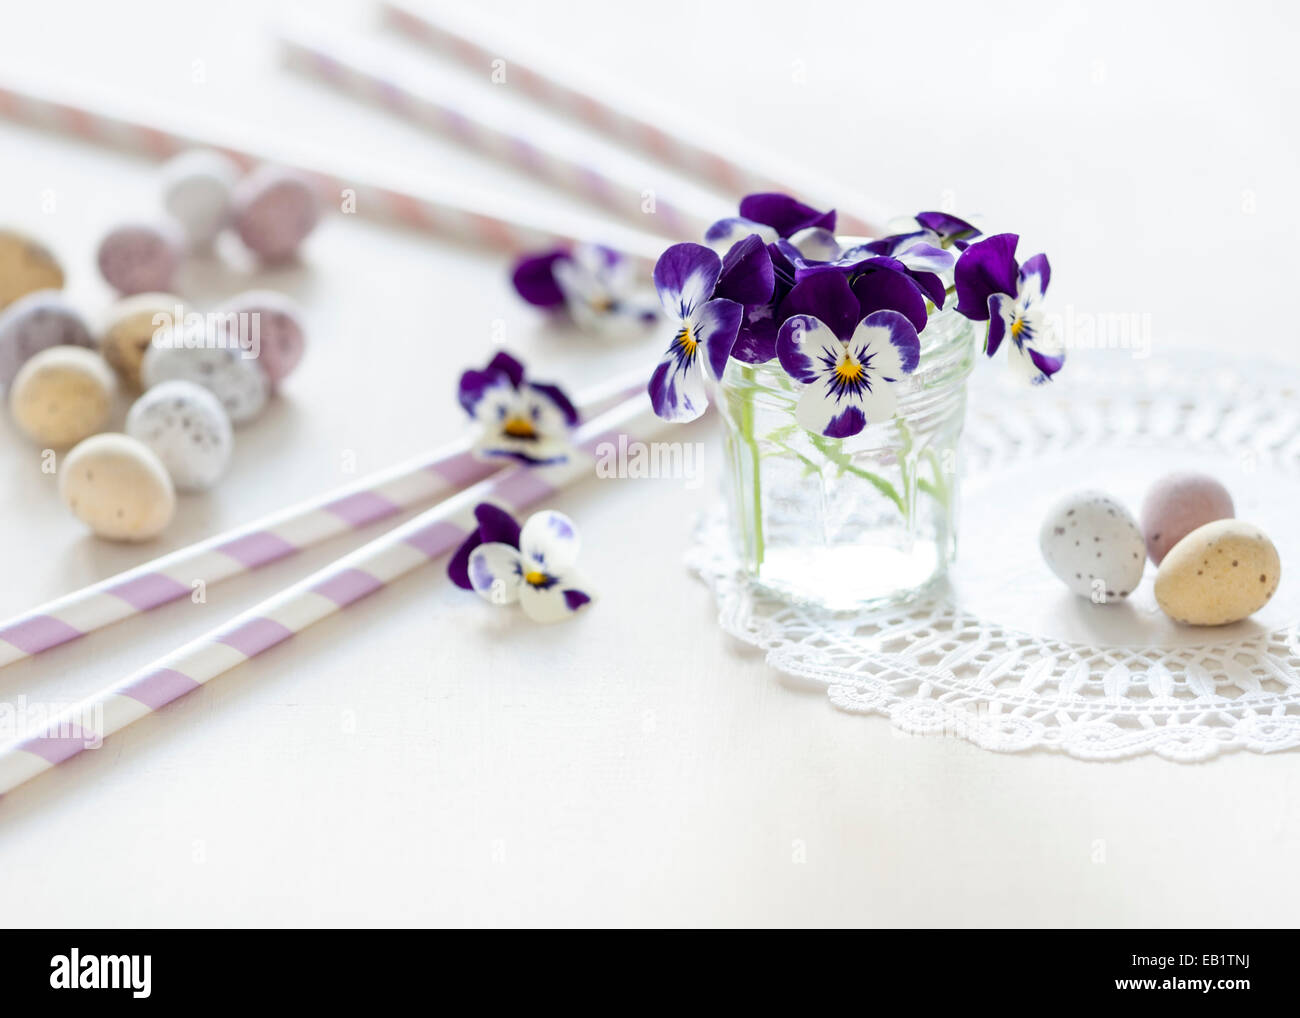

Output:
xmin=231 ymin=166 xmax=320 ymax=262
xmin=100 ymin=292 xmax=185 ymax=389
xmin=161 ymin=149 xmax=241 ymax=251
xmin=126 ymin=380 xmax=233 ymax=492
xmin=0 ymin=290 xmax=95 ymax=391
xmin=97 ymin=220 xmax=184 ymax=296
xmin=1154 ymin=519 xmax=1280 ymax=625
xmin=0 ymin=229 xmax=64 ymax=310
xmin=60 ymin=433 xmax=175 ymax=541
xmin=10 ymin=345 xmax=115 ymax=447
xmin=1140 ymin=471 xmax=1234 ymax=565
xmin=216 ymin=290 xmax=305 ymax=385
xmin=141 ymin=343 xmax=269 ymax=425
xmin=1039 ymin=490 xmax=1146 ymax=602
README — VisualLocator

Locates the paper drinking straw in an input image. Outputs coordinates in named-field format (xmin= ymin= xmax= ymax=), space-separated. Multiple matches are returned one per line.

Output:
xmin=0 ymin=373 xmax=643 ymax=669
xmin=279 ymin=25 xmax=717 ymax=242
xmin=380 ymin=0 xmax=891 ymax=236
xmin=0 ymin=75 xmax=663 ymax=268
xmin=0 ymin=396 xmax=667 ymax=797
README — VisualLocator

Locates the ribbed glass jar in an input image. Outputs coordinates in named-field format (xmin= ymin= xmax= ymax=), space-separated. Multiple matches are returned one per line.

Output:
xmin=716 ymin=307 xmax=978 ymax=611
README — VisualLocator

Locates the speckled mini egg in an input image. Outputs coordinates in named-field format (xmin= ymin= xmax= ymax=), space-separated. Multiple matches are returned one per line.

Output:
xmin=1039 ymin=490 xmax=1146 ymax=602
xmin=59 ymin=433 xmax=176 ymax=541
xmin=126 ymin=380 xmax=233 ymax=492
xmin=0 ymin=290 xmax=95 ymax=391
xmin=100 ymin=292 xmax=185 ymax=390
xmin=0 ymin=229 xmax=64 ymax=310
xmin=97 ymin=220 xmax=184 ymax=296
xmin=1140 ymin=471 xmax=1235 ymax=565
xmin=231 ymin=166 xmax=320 ymax=262
xmin=10 ymin=346 xmax=115 ymax=447
xmin=161 ymin=149 xmax=241 ymax=252
xmin=141 ymin=342 xmax=270 ymax=425
xmin=1154 ymin=519 xmax=1280 ymax=626
xmin=215 ymin=290 xmax=305 ymax=385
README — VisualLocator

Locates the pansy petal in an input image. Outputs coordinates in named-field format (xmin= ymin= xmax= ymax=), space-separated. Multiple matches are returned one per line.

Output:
xmin=474 ymin=502 xmax=522 ymax=547
xmin=520 ymin=578 xmax=595 ymax=623
xmin=892 ymin=242 xmax=954 ymax=277
xmin=954 ymin=233 xmax=1020 ymax=320
xmin=739 ymin=193 xmax=836 ymax=237
xmin=485 ymin=352 xmax=526 ymax=388
xmin=908 ymin=270 xmax=947 ymax=309
xmin=714 ymin=233 xmax=775 ymax=307
xmin=731 ymin=316 xmax=779 ymax=364
xmin=695 ymin=298 xmax=742 ymax=380
xmin=795 ymin=383 xmax=867 ymax=438
xmin=1018 ymin=252 xmax=1051 ymax=305
xmin=915 ymin=211 xmax=981 ymax=245
xmin=457 ymin=367 xmax=509 ymax=417
xmin=654 ymin=243 xmax=722 ymax=319
xmin=467 ymin=542 xmax=523 ymax=605
xmin=476 ymin=434 xmax=572 ymax=466
xmin=511 ymin=251 xmax=569 ymax=307
xmin=778 ymin=271 xmax=860 ymax=342
xmin=520 ymin=510 xmax=580 ymax=575
xmin=851 ymin=268 xmax=929 ymax=333
xmin=852 ymin=310 xmax=920 ymax=380
xmin=986 ymin=293 xmax=1012 ymax=357
xmin=648 ymin=350 xmax=708 ymax=422
xmin=527 ymin=381 xmax=580 ymax=428
xmin=785 ymin=227 xmax=843 ymax=263
xmin=776 ymin=314 xmax=838 ymax=384
xmin=447 ymin=532 xmax=483 ymax=590
xmin=704 ymin=216 xmax=777 ymax=252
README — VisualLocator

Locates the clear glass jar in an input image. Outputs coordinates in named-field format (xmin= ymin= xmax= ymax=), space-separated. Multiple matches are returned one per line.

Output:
xmin=716 ymin=307 xmax=978 ymax=611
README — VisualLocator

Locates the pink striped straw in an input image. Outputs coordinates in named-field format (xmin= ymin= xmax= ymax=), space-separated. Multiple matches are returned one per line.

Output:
xmin=279 ymin=25 xmax=718 ymax=242
xmin=0 ymin=75 xmax=663 ymax=269
xmin=0 ymin=374 xmax=642 ymax=670
xmin=381 ymin=0 xmax=891 ymax=237
xmin=0 ymin=396 xmax=665 ymax=797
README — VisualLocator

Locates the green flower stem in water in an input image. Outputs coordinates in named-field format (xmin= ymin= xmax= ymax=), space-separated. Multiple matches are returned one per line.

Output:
xmin=738 ymin=365 xmax=765 ymax=568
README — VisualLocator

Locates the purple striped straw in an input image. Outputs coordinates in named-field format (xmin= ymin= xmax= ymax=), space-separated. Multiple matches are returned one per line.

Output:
xmin=0 ymin=397 xmax=666 ymax=797
xmin=279 ymin=25 xmax=719 ymax=241
xmin=0 ymin=375 xmax=643 ymax=670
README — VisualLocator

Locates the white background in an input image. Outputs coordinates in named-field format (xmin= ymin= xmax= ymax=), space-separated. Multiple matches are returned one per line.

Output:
xmin=0 ymin=0 xmax=1297 ymax=926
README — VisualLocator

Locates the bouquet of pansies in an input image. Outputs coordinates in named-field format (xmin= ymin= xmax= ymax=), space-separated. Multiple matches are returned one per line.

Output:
xmin=646 ymin=193 xmax=1064 ymax=438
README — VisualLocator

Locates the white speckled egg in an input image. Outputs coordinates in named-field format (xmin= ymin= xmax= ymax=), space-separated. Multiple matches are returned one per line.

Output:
xmin=161 ymin=149 xmax=241 ymax=252
xmin=60 ymin=433 xmax=176 ymax=541
xmin=141 ymin=342 xmax=270 ymax=426
xmin=1039 ymin=490 xmax=1146 ymax=602
xmin=10 ymin=345 xmax=116 ymax=447
xmin=126 ymin=380 xmax=233 ymax=492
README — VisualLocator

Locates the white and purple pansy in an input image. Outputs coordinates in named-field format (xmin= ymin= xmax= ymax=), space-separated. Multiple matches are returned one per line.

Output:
xmin=464 ymin=507 xmax=595 ymax=623
xmin=703 ymin=192 xmax=836 ymax=253
xmin=458 ymin=351 xmax=580 ymax=465
xmin=448 ymin=501 xmax=522 ymax=591
xmin=953 ymin=233 xmax=1064 ymax=385
xmin=647 ymin=243 xmax=744 ymax=422
xmin=776 ymin=305 xmax=921 ymax=439
xmin=511 ymin=244 xmax=656 ymax=336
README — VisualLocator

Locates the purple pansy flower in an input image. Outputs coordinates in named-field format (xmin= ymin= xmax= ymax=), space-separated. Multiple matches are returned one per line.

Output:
xmin=511 ymin=244 xmax=656 ymax=336
xmin=647 ymin=243 xmax=743 ymax=422
xmin=704 ymin=193 xmax=836 ymax=252
xmin=458 ymin=351 xmax=580 ymax=464
xmin=954 ymin=234 xmax=1064 ymax=384
xmin=914 ymin=211 xmax=982 ymax=250
xmin=464 ymin=508 xmax=594 ymax=623
xmin=448 ymin=502 xmax=523 ymax=590
xmin=776 ymin=304 xmax=921 ymax=438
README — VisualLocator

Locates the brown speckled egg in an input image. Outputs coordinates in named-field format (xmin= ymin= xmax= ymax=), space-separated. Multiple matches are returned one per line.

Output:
xmin=1140 ymin=471 xmax=1234 ymax=565
xmin=100 ymin=293 xmax=186 ymax=390
xmin=0 ymin=229 xmax=64 ymax=310
xmin=1154 ymin=520 xmax=1279 ymax=625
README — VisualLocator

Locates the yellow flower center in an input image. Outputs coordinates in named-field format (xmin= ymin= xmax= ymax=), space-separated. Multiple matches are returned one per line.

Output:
xmin=676 ymin=325 xmax=697 ymax=356
xmin=835 ymin=352 xmax=865 ymax=384
xmin=524 ymin=570 xmax=547 ymax=586
xmin=503 ymin=416 xmax=536 ymax=438
xmin=1010 ymin=317 xmax=1026 ymax=337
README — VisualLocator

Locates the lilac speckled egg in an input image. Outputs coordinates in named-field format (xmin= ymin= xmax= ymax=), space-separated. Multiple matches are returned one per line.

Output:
xmin=0 ymin=290 xmax=95 ymax=391
xmin=231 ymin=166 xmax=320 ymax=262
xmin=215 ymin=290 xmax=306 ymax=385
xmin=97 ymin=220 xmax=184 ymax=295
xmin=1140 ymin=472 xmax=1235 ymax=565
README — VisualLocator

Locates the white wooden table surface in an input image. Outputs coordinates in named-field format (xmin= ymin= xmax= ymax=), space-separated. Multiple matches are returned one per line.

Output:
xmin=0 ymin=0 xmax=1296 ymax=927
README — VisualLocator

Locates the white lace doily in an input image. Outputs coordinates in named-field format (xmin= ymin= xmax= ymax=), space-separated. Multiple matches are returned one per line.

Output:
xmin=689 ymin=352 xmax=1300 ymax=761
